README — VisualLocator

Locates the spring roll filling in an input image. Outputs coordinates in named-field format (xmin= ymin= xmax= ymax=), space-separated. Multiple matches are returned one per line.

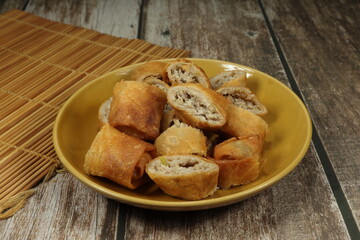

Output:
xmin=211 ymin=71 xmax=246 ymax=88
xmin=219 ymin=89 xmax=261 ymax=111
xmin=172 ymin=89 xmax=222 ymax=123
xmin=170 ymin=64 xmax=203 ymax=84
xmin=153 ymin=156 xmax=216 ymax=175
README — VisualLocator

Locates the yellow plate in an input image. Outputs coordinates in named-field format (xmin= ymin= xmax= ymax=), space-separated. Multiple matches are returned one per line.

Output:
xmin=53 ymin=58 xmax=312 ymax=211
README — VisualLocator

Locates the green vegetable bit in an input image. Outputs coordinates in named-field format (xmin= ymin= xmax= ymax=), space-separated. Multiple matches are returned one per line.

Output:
xmin=160 ymin=157 xmax=169 ymax=166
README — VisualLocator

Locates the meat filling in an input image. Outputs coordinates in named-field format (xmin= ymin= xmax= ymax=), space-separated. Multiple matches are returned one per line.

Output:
xmin=219 ymin=89 xmax=261 ymax=112
xmin=171 ymin=89 xmax=222 ymax=123
xmin=170 ymin=64 xmax=204 ymax=84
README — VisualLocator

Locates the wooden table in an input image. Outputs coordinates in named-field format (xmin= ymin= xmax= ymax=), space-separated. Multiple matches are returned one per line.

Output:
xmin=0 ymin=0 xmax=359 ymax=239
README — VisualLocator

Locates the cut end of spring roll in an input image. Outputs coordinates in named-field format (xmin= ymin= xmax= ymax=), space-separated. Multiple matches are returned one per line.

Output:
xmin=167 ymin=83 xmax=228 ymax=129
xmin=145 ymin=155 xmax=219 ymax=200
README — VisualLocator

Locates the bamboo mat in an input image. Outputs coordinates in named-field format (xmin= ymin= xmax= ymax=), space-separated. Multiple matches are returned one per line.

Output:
xmin=0 ymin=9 xmax=190 ymax=218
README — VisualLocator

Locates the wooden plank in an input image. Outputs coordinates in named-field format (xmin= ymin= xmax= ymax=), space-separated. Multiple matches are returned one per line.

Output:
xmin=123 ymin=0 xmax=351 ymax=239
xmin=262 ymin=0 xmax=360 ymax=229
xmin=141 ymin=0 xmax=287 ymax=83
xmin=0 ymin=0 xmax=27 ymax=14
xmin=0 ymin=173 xmax=119 ymax=240
xmin=25 ymin=0 xmax=141 ymax=38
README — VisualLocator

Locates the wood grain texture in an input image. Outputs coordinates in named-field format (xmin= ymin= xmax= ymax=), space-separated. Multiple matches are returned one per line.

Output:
xmin=0 ymin=0 xmax=27 ymax=14
xmin=141 ymin=0 xmax=286 ymax=83
xmin=26 ymin=0 xmax=141 ymax=38
xmin=125 ymin=0 xmax=350 ymax=238
xmin=0 ymin=1 xmax=141 ymax=239
xmin=262 ymin=0 xmax=360 ymax=229
xmin=0 ymin=173 xmax=119 ymax=240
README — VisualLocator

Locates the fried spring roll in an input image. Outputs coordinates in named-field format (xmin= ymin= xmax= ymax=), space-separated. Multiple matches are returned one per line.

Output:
xmin=216 ymin=86 xmax=267 ymax=116
xmin=84 ymin=124 xmax=156 ymax=189
xmin=108 ymin=81 xmax=167 ymax=140
xmin=167 ymin=83 xmax=228 ymax=129
xmin=129 ymin=61 xmax=169 ymax=83
xmin=143 ymin=77 xmax=170 ymax=94
xmin=166 ymin=59 xmax=211 ymax=88
xmin=213 ymin=135 xmax=263 ymax=188
xmin=210 ymin=70 xmax=247 ymax=89
xmin=213 ymin=157 xmax=260 ymax=189
xmin=155 ymin=125 xmax=208 ymax=157
xmin=146 ymin=155 xmax=219 ymax=200
xmin=221 ymin=104 xmax=269 ymax=142
xmin=214 ymin=135 xmax=262 ymax=160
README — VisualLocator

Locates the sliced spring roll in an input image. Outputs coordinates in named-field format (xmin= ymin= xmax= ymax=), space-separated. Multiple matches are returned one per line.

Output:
xmin=155 ymin=125 xmax=208 ymax=157
xmin=167 ymin=83 xmax=228 ymax=129
xmin=166 ymin=59 xmax=211 ymax=88
xmin=128 ymin=61 xmax=169 ymax=83
xmin=213 ymin=157 xmax=260 ymax=189
xmin=214 ymin=135 xmax=262 ymax=160
xmin=84 ymin=124 xmax=156 ymax=189
xmin=143 ymin=77 xmax=170 ymax=94
xmin=221 ymin=104 xmax=269 ymax=142
xmin=216 ymin=86 xmax=267 ymax=115
xmin=213 ymin=135 xmax=262 ymax=188
xmin=145 ymin=155 xmax=219 ymax=200
xmin=210 ymin=70 xmax=247 ymax=89
xmin=108 ymin=80 xmax=167 ymax=140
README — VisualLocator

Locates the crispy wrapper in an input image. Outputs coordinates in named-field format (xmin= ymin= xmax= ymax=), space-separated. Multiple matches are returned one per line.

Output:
xmin=155 ymin=125 xmax=208 ymax=156
xmin=213 ymin=157 xmax=260 ymax=189
xmin=221 ymin=104 xmax=269 ymax=142
xmin=108 ymin=81 xmax=167 ymax=140
xmin=84 ymin=124 xmax=157 ymax=189
xmin=128 ymin=61 xmax=169 ymax=83
xmin=143 ymin=77 xmax=170 ymax=94
xmin=213 ymin=135 xmax=262 ymax=188
xmin=214 ymin=135 xmax=262 ymax=160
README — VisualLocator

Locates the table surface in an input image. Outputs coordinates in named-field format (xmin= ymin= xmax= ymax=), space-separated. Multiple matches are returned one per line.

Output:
xmin=0 ymin=0 xmax=359 ymax=239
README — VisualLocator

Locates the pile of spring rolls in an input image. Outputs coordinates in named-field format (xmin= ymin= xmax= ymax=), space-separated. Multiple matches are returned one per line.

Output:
xmin=84 ymin=59 xmax=269 ymax=200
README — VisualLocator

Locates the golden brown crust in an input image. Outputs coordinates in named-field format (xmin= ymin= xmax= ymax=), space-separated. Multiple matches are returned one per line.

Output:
xmin=108 ymin=80 xmax=167 ymax=140
xmin=167 ymin=83 xmax=228 ymax=130
xmin=213 ymin=135 xmax=263 ymax=188
xmin=145 ymin=155 xmax=219 ymax=200
xmin=143 ymin=77 xmax=170 ymax=94
xmin=214 ymin=135 xmax=262 ymax=160
xmin=84 ymin=124 xmax=156 ymax=189
xmin=155 ymin=125 xmax=208 ymax=156
xmin=213 ymin=157 xmax=260 ymax=189
xmin=128 ymin=61 xmax=169 ymax=83
xmin=166 ymin=59 xmax=211 ymax=88
xmin=221 ymin=104 xmax=269 ymax=142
